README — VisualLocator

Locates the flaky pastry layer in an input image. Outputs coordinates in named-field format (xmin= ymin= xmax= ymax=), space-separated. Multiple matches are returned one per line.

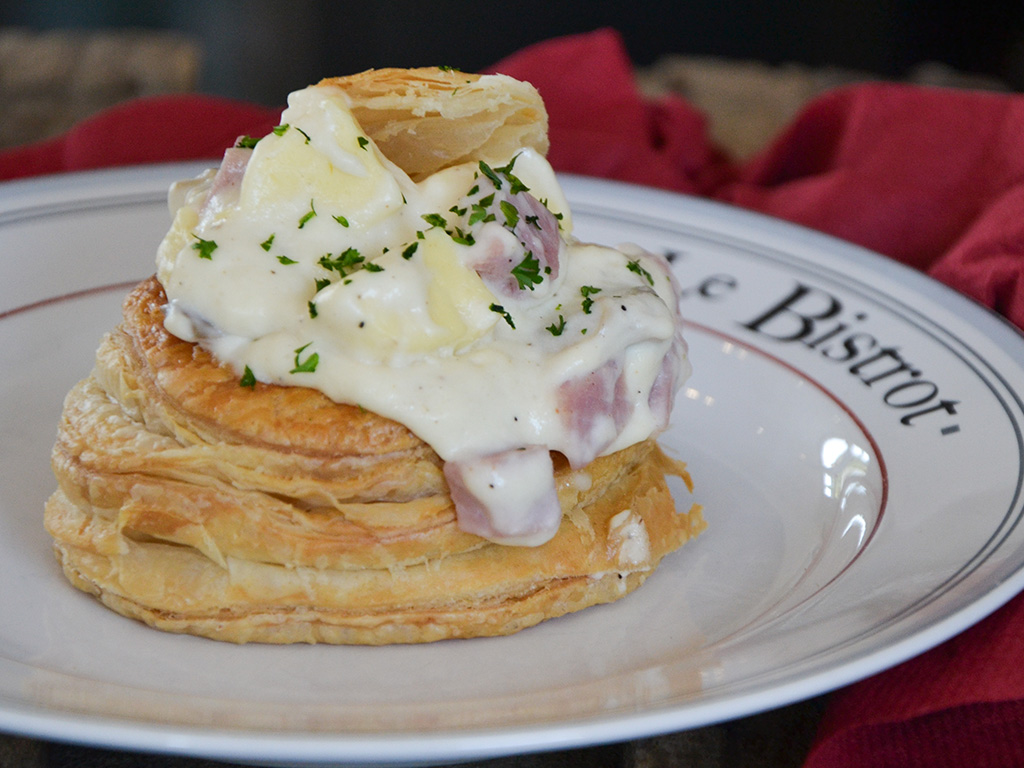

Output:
xmin=45 ymin=280 xmax=704 ymax=643
xmin=45 ymin=68 xmax=702 ymax=644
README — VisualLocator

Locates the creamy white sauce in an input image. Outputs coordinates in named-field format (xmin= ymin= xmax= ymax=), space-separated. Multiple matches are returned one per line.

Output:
xmin=608 ymin=509 xmax=652 ymax=566
xmin=155 ymin=80 xmax=690 ymax=546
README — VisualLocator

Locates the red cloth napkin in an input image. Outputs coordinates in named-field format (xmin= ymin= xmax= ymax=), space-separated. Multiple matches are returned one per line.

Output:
xmin=6 ymin=26 xmax=1024 ymax=767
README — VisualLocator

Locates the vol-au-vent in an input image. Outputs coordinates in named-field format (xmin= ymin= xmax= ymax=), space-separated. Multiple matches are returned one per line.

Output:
xmin=45 ymin=67 xmax=703 ymax=644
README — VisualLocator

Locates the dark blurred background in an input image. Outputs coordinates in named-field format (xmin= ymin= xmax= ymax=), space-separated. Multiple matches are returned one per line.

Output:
xmin=1 ymin=0 xmax=1022 ymax=154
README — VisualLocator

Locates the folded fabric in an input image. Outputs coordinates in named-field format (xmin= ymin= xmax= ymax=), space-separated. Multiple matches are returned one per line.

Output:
xmin=4 ymin=25 xmax=1024 ymax=768
xmin=0 ymin=93 xmax=279 ymax=180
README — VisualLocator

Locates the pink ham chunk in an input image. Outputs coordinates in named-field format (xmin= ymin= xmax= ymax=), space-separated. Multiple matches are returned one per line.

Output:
xmin=443 ymin=446 xmax=562 ymax=546
xmin=556 ymin=360 xmax=631 ymax=469
xmin=464 ymin=186 xmax=562 ymax=300
xmin=199 ymin=145 xmax=252 ymax=222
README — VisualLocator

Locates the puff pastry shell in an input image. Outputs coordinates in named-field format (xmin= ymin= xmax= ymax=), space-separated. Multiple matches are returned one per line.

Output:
xmin=44 ymin=68 xmax=704 ymax=644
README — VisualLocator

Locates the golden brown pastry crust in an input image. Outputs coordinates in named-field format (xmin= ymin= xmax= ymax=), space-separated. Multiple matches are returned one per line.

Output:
xmin=317 ymin=67 xmax=549 ymax=180
xmin=44 ymin=68 xmax=703 ymax=644
xmin=45 ymin=283 xmax=703 ymax=644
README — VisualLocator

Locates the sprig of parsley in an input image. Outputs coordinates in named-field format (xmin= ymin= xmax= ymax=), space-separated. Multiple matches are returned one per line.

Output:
xmin=290 ymin=343 xmax=319 ymax=373
xmin=546 ymin=315 xmax=566 ymax=336
xmin=489 ymin=303 xmax=515 ymax=329
xmin=627 ymin=258 xmax=654 ymax=285
xmin=298 ymin=200 xmax=317 ymax=229
xmin=580 ymin=285 xmax=602 ymax=314
xmin=191 ymin=236 xmax=217 ymax=260
xmin=511 ymin=252 xmax=543 ymax=290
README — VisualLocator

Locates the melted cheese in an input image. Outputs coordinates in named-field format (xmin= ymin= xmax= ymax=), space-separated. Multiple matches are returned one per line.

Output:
xmin=156 ymin=82 xmax=689 ymax=546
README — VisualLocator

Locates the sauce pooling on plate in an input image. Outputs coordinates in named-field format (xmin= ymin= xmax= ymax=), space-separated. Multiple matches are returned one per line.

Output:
xmin=156 ymin=80 xmax=690 ymax=546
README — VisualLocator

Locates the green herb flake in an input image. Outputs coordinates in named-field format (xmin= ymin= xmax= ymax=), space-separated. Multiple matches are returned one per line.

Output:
xmin=499 ymin=200 xmax=520 ymax=229
xmin=191 ymin=236 xmax=217 ymax=260
xmin=402 ymin=242 xmax=419 ymax=260
xmin=450 ymin=228 xmax=475 ymax=246
xmin=308 ymin=300 xmax=318 ymax=318
xmin=478 ymin=161 xmax=502 ymax=189
xmin=627 ymin=259 xmax=655 ymax=286
xmin=495 ymin=155 xmax=529 ymax=194
xmin=314 ymin=277 xmax=332 ymax=292
xmin=277 ymin=255 xmax=298 ymax=265
xmin=260 ymin=234 xmax=275 ymax=251
xmin=239 ymin=366 xmax=257 ymax=388
xmin=468 ymin=200 xmax=496 ymax=226
xmin=489 ymin=303 xmax=515 ymax=329
xmin=290 ymin=343 xmax=319 ymax=374
xmin=272 ymin=123 xmax=290 ymax=136
xmin=363 ymin=262 xmax=385 ymax=272
xmin=296 ymin=126 xmax=311 ymax=144
xmin=357 ymin=136 xmax=369 ymax=150
xmin=546 ymin=315 xmax=567 ymax=336
xmin=580 ymin=285 xmax=602 ymax=314
xmin=319 ymin=247 xmax=364 ymax=275
xmin=421 ymin=212 xmax=447 ymax=228
xmin=298 ymin=200 xmax=317 ymax=229
xmin=333 ymin=214 xmax=350 ymax=227
xmin=511 ymin=252 xmax=542 ymax=291
xmin=235 ymin=135 xmax=260 ymax=149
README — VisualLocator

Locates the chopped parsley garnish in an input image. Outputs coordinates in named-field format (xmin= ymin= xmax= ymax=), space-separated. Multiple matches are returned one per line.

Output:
xmin=450 ymin=228 xmax=475 ymax=246
xmin=260 ymin=234 xmax=275 ymax=251
xmin=307 ymin=301 xmax=318 ymax=318
xmin=314 ymin=277 xmax=332 ymax=292
xmin=489 ymin=303 xmax=515 ymax=329
xmin=401 ymin=242 xmax=419 ymax=260
xmin=478 ymin=161 xmax=503 ymax=189
xmin=357 ymin=136 xmax=369 ymax=150
xmin=296 ymin=127 xmax=311 ymax=144
xmin=627 ymin=258 xmax=654 ymax=285
xmin=333 ymin=214 xmax=349 ymax=227
xmin=298 ymin=200 xmax=317 ymax=228
xmin=239 ymin=366 xmax=256 ymax=388
xmin=546 ymin=315 xmax=566 ymax=336
xmin=191 ymin=236 xmax=217 ymax=260
xmin=494 ymin=155 xmax=529 ymax=194
xmin=277 ymin=255 xmax=298 ymax=265
xmin=449 ymin=204 xmax=467 ymax=217
xmin=468 ymin=194 xmax=496 ymax=225
xmin=580 ymin=285 xmax=602 ymax=314
xmin=290 ymin=343 xmax=319 ymax=373
xmin=272 ymin=124 xmax=289 ymax=136
xmin=235 ymin=135 xmax=260 ymax=149
xmin=319 ymin=247 xmax=364 ymax=275
xmin=499 ymin=200 xmax=519 ymax=229
xmin=511 ymin=252 xmax=542 ymax=290
xmin=421 ymin=212 xmax=447 ymax=228
xmin=363 ymin=262 xmax=385 ymax=272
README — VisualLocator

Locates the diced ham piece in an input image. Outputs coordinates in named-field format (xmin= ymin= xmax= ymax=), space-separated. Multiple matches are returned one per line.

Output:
xmin=464 ymin=185 xmax=561 ymax=301
xmin=199 ymin=145 xmax=252 ymax=224
xmin=557 ymin=360 xmax=631 ymax=469
xmin=648 ymin=337 xmax=685 ymax=432
xmin=443 ymin=446 xmax=562 ymax=546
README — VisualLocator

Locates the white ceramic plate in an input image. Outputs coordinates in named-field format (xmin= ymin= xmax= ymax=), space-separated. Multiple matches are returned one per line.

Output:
xmin=2 ymin=164 xmax=1024 ymax=766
